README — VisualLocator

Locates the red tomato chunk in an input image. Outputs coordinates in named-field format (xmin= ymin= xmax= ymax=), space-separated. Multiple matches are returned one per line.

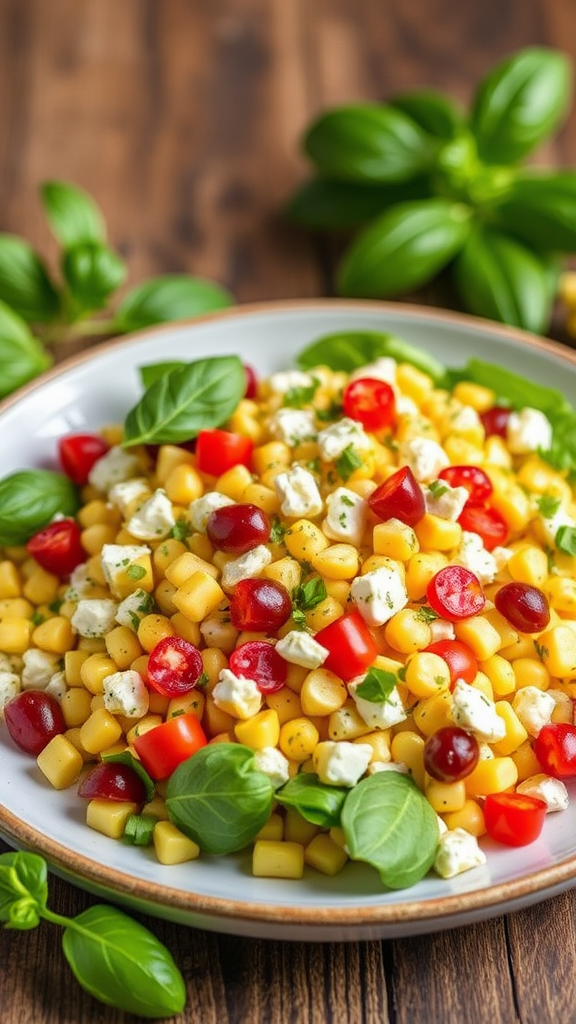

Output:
xmin=27 ymin=519 xmax=86 ymax=578
xmin=4 ymin=690 xmax=66 ymax=755
xmin=342 ymin=377 xmax=396 ymax=432
xmin=314 ymin=611 xmax=378 ymax=682
xmin=58 ymin=432 xmax=110 ymax=485
xmin=484 ymin=791 xmax=547 ymax=847
xmin=147 ymin=636 xmax=204 ymax=697
xmin=133 ymin=714 xmax=207 ymax=780
xmin=195 ymin=429 xmax=253 ymax=476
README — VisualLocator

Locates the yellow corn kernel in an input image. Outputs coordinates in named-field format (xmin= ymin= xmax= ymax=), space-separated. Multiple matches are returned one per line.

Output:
xmin=0 ymin=596 xmax=33 ymax=617
xmin=304 ymin=596 xmax=344 ymax=631
xmin=240 ymin=482 xmax=280 ymax=516
xmin=425 ymin=777 xmax=467 ymax=813
xmin=151 ymin=539 xmax=188 ymax=578
xmin=304 ymin=833 xmax=348 ymax=876
xmin=153 ymin=579 xmax=177 ymax=617
xmin=404 ymin=651 xmax=451 ymax=699
xmin=507 ymin=545 xmax=549 ymax=587
xmin=80 ymin=707 xmax=123 ymax=754
xmin=452 ymin=381 xmax=495 ymax=413
xmin=360 ymin=553 xmax=405 ymax=579
xmin=234 ymin=709 xmax=280 ymax=749
xmin=444 ymin=438 xmax=485 ymax=466
xmin=80 ymin=653 xmax=119 ymax=694
xmin=169 ymin=613 xmax=201 ymax=647
xmin=511 ymin=740 xmax=544 ymax=782
xmin=411 ymin=690 xmax=453 ymax=739
xmin=470 ymin=670 xmax=494 ymax=701
xmin=60 ymin=687 xmax=93 ymax=728
xmin=164 ymin=463 xmax=203 ymax=505
xmin=252 ymin=840 xmax=304 ymax=879
xmin=153 ymin=820 xmax=201 ymax=864
xmin=483 ymin=436 xmax=513 ymax=468
xmin=516 ymin=456 xmax=572 ymax=500
xmin=0 ymin=616 xmax=33 ymax=654
xmin=90 ymin=694 xmax=106 ymax=713
xmin=31 ymin=616 xmax=75 ymax=654
xmin=148 ymin=692 xmax=170 ymax=716
xmin=512 ymin=657 xmax=550 ymax=691
xmin=256 ymin=812 xmax=284 ymax=842
xmin=64 ymin=649 xmax=90 ymax=687
xmin=228 ymin=400 xmax=263 ymax=443
xmin=454 ymin=616 xmax=502 ymax=661
xmin=198 ymin=610 xmax=238 ymax=654
xmin=124 ymin=715 xmax=163 ymax=746
xmin=327 ymin=701 xmax=372 ymax=741
xmin=164 ymin=551 xmax=219 ymax=587
xmin=278 ymin=717 xmax=319 ymax=762
xmin=300 ymin=668 xmax=348 ymax=717
xmin=546 ymin=577 xmax=576 ymax=615
xmin=172 ymin=571 xmax=225 ymax=623
xmin=486 ymin=474 xmax=531 ymax=532
xmin=384 ymin=609 xmax=432 ymax=654
xmin=537 ymin=625 xmax=576 ymax=678
xmin=396 ymin=362 xmax=434 ymax=403
xmin=405 ymin=551 xmax=448 ymax=601
xmin=262 ymin=556 xmax=301 ymax=592
xmin=282 ymin=806 xmax=319 ymax=845
xmin=251 ymin=440 xmax=292 ymax=475
xmin=154 ymin=444 xmax=194 ymax=484
xmin=201 ymin=647 xmax=228 ymax=685
xmin=311 ymin=543 xmax=359 ymax=580
xmin=464 ymin=756 xmax=518 ymax=797
xmin=165 ymin=688 xmax=205 ymax=721
xmin=36 ymin=734 xmax=84 ymax=789
xmin=215 ymin=464 xmax=254 ymax=500
xmin=77 ymin=499 xmax=121 ymax=528
xmin=284 ymin=520 xmax=329 ymax=561
xmin=64 ymin=727 xmax=94 ymax=762
xmin=202 ymin=700 xmax=236 ymax=740
xmin=80 ymin=523 xmax=119 ymax=556
xmin=414 ymin=514 xmax=463 ymax=552
xmin=372 ymin=520 xmax=419 ymax=562
xmin=324 ymin=580 xmax=351 ymax=607
xmin=443 ymin=799 xmax=486 ymax=836
xmin=136 ymin=614 xmax=175 ymax=652
xmin=78 ymin=637 xmax=107 ymax=654
xmin=480 ymin=654 xmax=516 ymax=696
xmin=22 ymin=567 xmax=60 ymax=605
xmin=104 ymin=625 xmax=143 ymax=669
xmin=491 ymin=702 xmax=529 ymax=756
xmin=0 ymin=560 xmax=21 ymax=598
xmin=86 ymin=799 xmax=139 ymax=839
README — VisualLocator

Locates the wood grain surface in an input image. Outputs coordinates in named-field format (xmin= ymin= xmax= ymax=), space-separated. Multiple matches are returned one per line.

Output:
xmin=1 ymin=2 xmax=576 ymax=1022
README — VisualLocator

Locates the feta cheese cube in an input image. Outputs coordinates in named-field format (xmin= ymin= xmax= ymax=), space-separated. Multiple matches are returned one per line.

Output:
xmin=449 ymin=680 xmax=506 ymax=742
xmin=115 ymin=588 xmax=154 ymax=631
xmin=212 ymin=668 xmax=262 ymax=720
xmin=71 ymin=598 xmax=119 ymax=638
xmin=449 ymin=405 xmax=482 ymax=434
xmin=512 ymin=686 xmax=555 ymax=737
xmin=103 ymin=670 xmax=150 ymax=718
xmin=268 ymin=370 xmax=316 ymax=394
xmin=274 ymin=465 xmax=323 ymax=518
xmin=538 ymin=504 xmax=576 ymax=548
xmin=0 ymin=670 xmax=20 ymax=710
xmin=88 ymin=446 xmax=141 ymax=493
xmin=350 ymin=564 xmax=408 ymax=627
xmin=269 ymin=408 xmax=317 ymax=447
xmin=350 ymin=357 xmax=397 ymax=385
xmin=323 ymin=487 xmax=368 ymax=546
xmin=21 ymin=649 xmax=62 ymax=690
xmin=454 ymin=531 xmax=497 ymax=585
xmin=424 ymin=480 xmax=469 ymax=520
xmin=516 ymin=773 xmax=569 ymax=812
xmin=317 ymin=418 xmax=370 ymax=462
xmin=275 ymin=630 xmax=329 ymax=669
xmin=101 ymin=543 xmax=152 ymax=596
xmin=45 ymin=671 xmax=67 ymax=702
xmin=428 ymin=618 xmax=456 ymax=642
xmin=506 ymin=407 xmax=553 ymax=455
xmin=126 ymin=488 xmax=175 ymax=541
xmin=107 ymin=478 xmax=150 ymax=514
xmin=434 ymin=828 xmax=487 ymax=879
xmin=188 ymin=492 xmax=235 ymax=533
xmin=400 ymin=437 xmax=450 ymax=482
xmin=313 ymin=740 xmax=373 ymax=787
xmin=253 ymin=746 xmax=291 ymax=789
xmin=221 ymin=544 xmax=273 ymax=589
xmin=65 ymin=563 xmax=96 ymax=601
xmin=348 ymin=677 xmax=407 ymax=729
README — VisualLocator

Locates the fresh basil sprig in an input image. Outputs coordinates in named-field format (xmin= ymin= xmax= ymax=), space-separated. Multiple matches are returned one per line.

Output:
xmin=123 ymin=354 xmax=246 ymax=446
xmin=296 ymin=329 xmax=447 ymax=384
xmin=0 ymin=851 xmax=186 ymax=1018
xmin=0 ymin=181 xmax=233 ymax=401
xmin=275 ymin=772 xmax=347 ymax=827
xmin=0 ymin=469 xmax=79 ymax=546
xmin=288 ymin=46 xmax=575 ymax=332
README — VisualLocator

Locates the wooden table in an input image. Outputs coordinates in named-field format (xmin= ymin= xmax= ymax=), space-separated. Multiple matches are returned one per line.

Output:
xmin=1 ymin=2 xmax=576 ymax=1021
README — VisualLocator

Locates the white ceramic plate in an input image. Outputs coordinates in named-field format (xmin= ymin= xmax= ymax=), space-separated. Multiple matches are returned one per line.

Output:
xmin=1 ymin=299 xmax=576 ymax=942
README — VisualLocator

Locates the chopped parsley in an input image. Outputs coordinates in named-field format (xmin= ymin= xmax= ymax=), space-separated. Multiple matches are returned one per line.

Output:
xmin=171 ymin=517 xmax=193 ymax=543
xmin=415 ymin=605 xmax=440 ymax=623
xmin=556 ymin=525 xmax=576 ymax=556
xmin=292 ymin=576 xmax=328 ymax=627
xmin=537 ymin=493 xmax=562 ymax=518
xmin=283 ymin=378 xmax=319 ymax=408
xmin=270 ymin=517 xmax=288 ymax=544
xmin=335 ymin=444 xmax=363 ymax=481
xmin=354 ymin=667 xmax=397 ymax=704
xmin=126 ymin=564 xmax=147 ymax=581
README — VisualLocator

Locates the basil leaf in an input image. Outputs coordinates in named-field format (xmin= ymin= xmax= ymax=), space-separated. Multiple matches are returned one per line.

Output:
xmin=140 ymin=361 xmax=186 ymax=388
xmin=101 ymin=749 xmax=155 ymax=801
xmin=123 ymin=354 xmax=245 ymax=446
xmin=166 ymin=743 xmax=274 ymax=855
xmin=0 ymin=235 xmax=60 ymax=323
xmin=354 ymin=667 xmax=397 ymax=704
xmin=303 ymin=104 xmax=439 ymax=183
xmin=275 ymin=773 xmax=347 ymax=828
xmin=0 ymin=470 xmax=79 ymax=546
xmin=470 ymin=47 xmax=572 ymax=164
xmin=0 ymin=300 xmax=51 ymax=397
xmin=341 ymin=772 xmax=439 ymax=889
xmin=113 ymin=274 xmax=233 ymax=333
xmin=390 ymin=90 xmax=465 ymax=140
xmin=297 ymin=328 xmax=447 ymax=384
xmin=62 ymin=905 xmax=186 ymax=1018
xmin=0 ymin=851 xmax=48 ymax=926
xmin=292 ymin=576 xmax=327 ymax=612
xmin=337 ymin=198 xmax=471 ymax=298
xmin=556 ymin=525 xmax=576 ymax=556
xmin=494 ymin=171 xmax=576 ymax=252
xmin=40 ymin=181 xmax=106 ymax=247
xmin=452 ymin=226 xmax=553 ymax=333
xmin=285 ymin=176 xmax=431 ymax=229
xmin=62 ymin=241 xmax=127 ymax=314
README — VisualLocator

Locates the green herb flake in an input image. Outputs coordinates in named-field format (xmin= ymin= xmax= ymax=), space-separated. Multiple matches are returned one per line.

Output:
xmin=537 ymin=493 xmax=562 ymax=518
xmin=335 ymin=444 xmax=363 ymax=481
xmin=292 ymin=577 xmax=328 ymax=613
xmin=354 ymin=667 xmax=397 ymax=704
xmin=427 ymin=480 xmax=449 ymax=498
xmin=171 ymin=517 xmax=193 ymax=543
xmin=283 ymin=378 xmax=319 ymax=408
xmin=415 ymin=605 xmax=440 ymax=623
xmin=126 ymin=564 xmax=147 ymax=580
xmin=555 ymin=525 xmax=576 ymax=556
xmin=270 ymin=517 xmax=288 ymax=544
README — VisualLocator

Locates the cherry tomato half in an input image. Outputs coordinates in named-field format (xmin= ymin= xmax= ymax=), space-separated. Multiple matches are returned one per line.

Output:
xmin=58 ymin=432 xmax=110 ymax=485
xmin=424 ymin=639 xmax=478 ymax=685
xmin=314 ymin=611 xmax=378 ymax=681
xmin=244 ymin=364 xmax=258 ymax=399
xmin=484 ymin=792 xmax=547 ymax=847
xmin=426 ymin=566 xmax=485 ymax=621
xmin=438 ymin=465 xmax=493 ymax=503
xmin=26 ymin=518 xmax=86 ymax=577
xmin=195 ymin=429 xmax=253 ymax=477
xmin=494 ymin=582 xmax=550 ymax=634
xmin=342 ymin=377 xmax=396 ymax=433
xmin=368 ymin=465 xmax=425 ymax=526
xmin=423 ymin=726 xmax=480 ymax=782
xmin=77 ymin=762 xmax=147 ymax=802
xmin=229 ymin=640 xmax=287 ymax=694
xmin=147 ymin=636 xmax=204 ymax=697
xmin=133 ymin=714 xmax=207 ymax=780
xmin=229 ymin=578 xmax=292 ymax=632
xmin=534 ymin=723 xmax=576 ymax=779
xmin=206 ymin=503 xmax=270 ymax=554
xmin=457 ymin=503 xmax=508 ymax=551
xmin=480 ymin=405 xmax=511 ymax=439
xmin=3 ymin=690 xmax=66 ymax=755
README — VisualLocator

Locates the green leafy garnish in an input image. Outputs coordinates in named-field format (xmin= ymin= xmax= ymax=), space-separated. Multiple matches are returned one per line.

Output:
xmin=292 ymin=577 xmax=328 ymax=626
xmin=0 ymin=470 xmax=79 ymax=546
xmin=275 ymin=773 xmax=347 ymax=827
xmin=537 ymin=494 xmax=562 ymax=518
xmin=336 ymin=444 xmax=363 ymax=481
xmin=556 ymin=525 xmax=576 ymax=555
xmin=354 ymin=667 xmax=397 ymax=704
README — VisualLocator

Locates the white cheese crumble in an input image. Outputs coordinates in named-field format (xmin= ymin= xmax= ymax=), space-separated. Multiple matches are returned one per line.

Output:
xmin=88 ymin=446 xmax=141 ymax=493
xmin=506 ymin=407 xmax=553 ymax=455
xmin=115 ymin=588 xmax=153 ymax=631
xmin=449 ymin=680 xmax=506 ymax=742
xmin=511 ymin=686 xmax=556 ymax=737
xmin=220 ymin=544 xmax=273 ymax=589
xmin=21 ymin=649 xmax=62 ymax=690
xmin=71 ymin=598 xmax=119 ymax=638
xmin=322 ymin=487 xmax=368 ymax=547
xmin=516 ymin=773 xmax=569 ymax=812
xmin=313 ymin=740 xmax=373 ymax=787
xmin=275 ymin=630 xmax=329 ymax=669
xmin=253 ymin=746 xmax=291 ymax=789
xmin=400 ymin=437 xmax=450 ymax=482
xmin=268 ymin=370 xmax=316 ymax=394
xmin=317 ymin=418 xmax=370 ymax=462
xmin=434 ymin=828 xmax=487 ymax=879
xmin=126 ymin=488 xmax=175 ymax=541
xmin=269 ymin=408 xmax=317 ymax=447
xmin=424 ymin=480 xmax=469 ymax=520
xmin=107 ymin=478 xmax=150 ymax=515
xmin=274 ymin=465 xmax=323 ymax=518
xmin=350 ymin=356 xmax=397 ymax=385
xmin=212 ymin=668 xmax=262 ymax=720
xmin=348 ymin=677 xmax=407 ymax=729
xmin=45 ymin=671 xmax=67 ymax=703
xmin=101 ymin=543 xmax=152 ymax=596
xmin=350 ymin=564 xmax=408 ymax=627
xmin=0 ymin=670 xmax=20 ymax=710
xmin=103 ymin=670 xmax=150 ymax=718
xmin=188 ymin=492 xmax=235 ymax=533
xmin=454 ymin=530 xmax=497 ymax=585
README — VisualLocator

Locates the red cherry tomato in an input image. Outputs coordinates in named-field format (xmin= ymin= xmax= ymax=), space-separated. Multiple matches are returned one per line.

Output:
xmin=58 ymin=433 xmax=110 ymax=485
xmin=368 ymin=465 xmax=425 ymax=526
xmin=484 ymin=792 xmax=547 ymax=847
xmin=314 ymin=611 xmax=378 ymax=681
xmin=147 ymin=636 xmax=204 ymax=697
xmin=195 ymin=429 xmax=253 ymax=477
xmin=229 ymin=640 xmax=287 ymax=694
xmin=244 ymin=364 xmax=258 ymax=399
xmin=534 ymin=723 xmax=576 ymax=779
xmin=133 ymin=714 xmax=207 ymax=780
xmin=206 ymin=503 xmax=270 ymax=554
xmin=26 ymin=518 xmax=86 ymax=577
xmin=229 ymin=578 xmax=292 ymax=632
xmin=480 ymin=405 xmax=511 ymax=438
xmin=494 ymin=582 xmax=550 ymax=634
xmin=423 ymin=726 xmax=480 ymax=782
xmin=342 ymin=377 xmax=396 ymax=432
xmin=3 ymin=690 xmax=66 ymax=755
xmin=77 ymin=762 xmax=147 ymax=802
xmin=424 ymin=639 xmax=478 ymax=685
xmin=438 ymin=465 xmax=493 ymax=503
xmin=426 ymin=566 xmax=485 ymax=621
xmin=457 ymin=503 xmax=508 ymax=551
